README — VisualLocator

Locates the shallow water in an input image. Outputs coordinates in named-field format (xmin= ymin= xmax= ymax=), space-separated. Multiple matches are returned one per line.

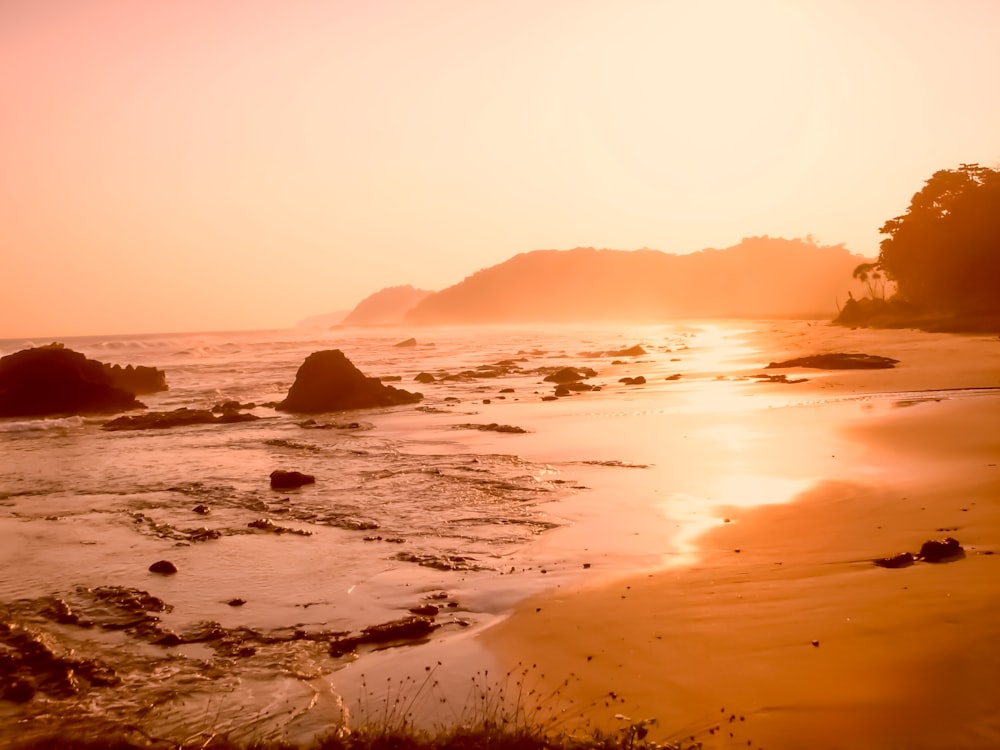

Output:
xmin=3 ymin=321 xmax=991 ymax=743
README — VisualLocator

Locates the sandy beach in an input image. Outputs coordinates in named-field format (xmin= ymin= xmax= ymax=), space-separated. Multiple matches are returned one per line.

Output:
xmin=485 ymin=325 xmax=1000 ymax=750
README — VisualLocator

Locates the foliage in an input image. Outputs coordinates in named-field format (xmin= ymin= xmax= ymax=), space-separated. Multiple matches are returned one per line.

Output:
xmin=872 ymin=163 xmax=1000 ymax=316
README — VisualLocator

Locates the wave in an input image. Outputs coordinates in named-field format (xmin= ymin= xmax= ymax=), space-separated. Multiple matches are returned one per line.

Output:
xmin=0 ymin=416 xmax=88 ymax=433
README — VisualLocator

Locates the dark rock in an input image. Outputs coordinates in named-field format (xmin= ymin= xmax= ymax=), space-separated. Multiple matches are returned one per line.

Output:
xmin=192 ymin=504 xmax=210 ymax=515
xmin=276 ymin=350 xmax=423 ymax=413
xmin=408 ymin=604 xmax=439 ymax=617
xmin=918 ymin=537 xmax=965 ymax=563
xmin=148 ymin=560 xmax=177 ymax=575
xmin=544 ymin=367 xmax=592 ymax=384
xmin=766 ymin=353 xmax=899 ymax=370
xmin=270 ymin=469 xmax=315 ymax=489
xmin=3 ymin=677 xmax=36 ymax=703
xmin=414 ymin=372 xmax=436 ymax=384
xmin=554 ymin=386 xmax=571 ymax=397
xmin=103 ymin=363 xmax=168 ymax=394
xmin=247 ymin=518 xmax=312 ymax=536
xmin=873 ymin=552 xmax=915 ymax=569
xmin=228 ymin=598 xmax=246 ymax=607
xmin=103 ymin=407 xmax=259 ymax=431
xmin=665 ymin=374 xmax=682 ymax=381
xmin=619 ymin=376 xmax=646 ymax=385
xmin=0 ymin=344 xmax=145 ymax=417
xmin=329 ymin=616 xmax=438 ymax=657
xmin=394 ymin=338 xmax=418 ymax=347
xmin=453 ymin=423 xmax=527 ymax=434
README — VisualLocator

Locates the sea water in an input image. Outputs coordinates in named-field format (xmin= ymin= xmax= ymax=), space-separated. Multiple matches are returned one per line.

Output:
xmin=0 ymin=321 xmax=820 ymax=742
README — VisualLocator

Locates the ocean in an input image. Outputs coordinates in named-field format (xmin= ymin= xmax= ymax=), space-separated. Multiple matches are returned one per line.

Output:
xmin=0 ymin=321 xmax=834 ymax=743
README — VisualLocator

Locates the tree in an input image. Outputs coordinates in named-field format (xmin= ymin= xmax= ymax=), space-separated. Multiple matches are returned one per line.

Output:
xmin=872 ymin=163 xmax=1000 ymax=316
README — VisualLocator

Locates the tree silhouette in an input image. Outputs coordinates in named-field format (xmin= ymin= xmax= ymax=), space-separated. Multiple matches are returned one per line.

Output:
xmin=873 ymin=163 xmax=1000 ymax=316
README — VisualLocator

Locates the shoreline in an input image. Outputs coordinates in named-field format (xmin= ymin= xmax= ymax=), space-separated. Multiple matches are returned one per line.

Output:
xmin=483 ymin=326 xmax=1000 ymax=750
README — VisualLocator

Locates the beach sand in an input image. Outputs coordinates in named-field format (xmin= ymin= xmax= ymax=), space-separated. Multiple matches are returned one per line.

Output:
xmin=485 ymin=326 xmax=1000 ymax=750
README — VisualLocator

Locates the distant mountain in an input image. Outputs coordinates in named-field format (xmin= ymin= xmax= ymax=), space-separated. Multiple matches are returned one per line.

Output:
xmin=404 ymin=238 xmax=869 ymax=325
xmin=294 ymin=310 xmax=349 ymax=330
xmin=340 ymin=285 xmax=433 ymax=326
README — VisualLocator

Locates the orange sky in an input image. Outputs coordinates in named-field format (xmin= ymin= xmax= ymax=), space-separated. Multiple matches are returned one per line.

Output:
xmin=2 ymin=0 xmax=998 ymax=337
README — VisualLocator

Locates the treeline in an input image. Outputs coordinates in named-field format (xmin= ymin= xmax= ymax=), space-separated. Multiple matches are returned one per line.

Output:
xmin=836 ymin=163 xmax=1000 ymax=330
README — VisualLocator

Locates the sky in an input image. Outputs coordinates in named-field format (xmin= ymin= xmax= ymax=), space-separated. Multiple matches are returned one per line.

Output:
xmin=1 ymin=0 xmax=999 ymax=338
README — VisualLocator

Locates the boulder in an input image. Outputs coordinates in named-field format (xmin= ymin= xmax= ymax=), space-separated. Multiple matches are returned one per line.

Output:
xmin=103 ymin=363 xmax=168 ymax=394
xmin=606 ymin=344 xmax=646 ymax=357
xmin=276 ymin=350 xmax=423 ymax=413
xmin=394 ymin=338 xmax=418 ymax=347
xmin=0 ymin=344 xmax=144 ymax=417
xmin=414 ymin=372 xmax=436 ymax=384
xmin=148 ymin=560 xmax=177 ymax=575
xmin=270 ymin=469 xmax=316 ymax=489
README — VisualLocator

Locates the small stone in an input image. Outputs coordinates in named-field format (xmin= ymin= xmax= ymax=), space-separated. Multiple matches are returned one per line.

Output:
xmin=811 ymin=640 xmax=820 ymax=647
xmin=192 ymin=504 xmax=210 ymax=514
xmin=148 ymin=560 xmax=177 ymax=575
xmin=228 ymin=598 xmax=246 ymax=607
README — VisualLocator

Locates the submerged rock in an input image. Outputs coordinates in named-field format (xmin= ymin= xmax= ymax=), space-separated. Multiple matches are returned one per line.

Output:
xmin=103 ymin=407 xmax=259 ymax=431
xmin=766 ymin=353 xmax=899 ymax=370
xmin=148 ymin=560 xmax=177 ymax=575
xmin=269 ymin=469 xmax=315 ymax=489
xmin=276 ymin=349 xmax=423 ymax=413
xmin=329 ymin=615 xmax=439 ymax=657
xmin=0 ymin=344 xmax=144 ymax=417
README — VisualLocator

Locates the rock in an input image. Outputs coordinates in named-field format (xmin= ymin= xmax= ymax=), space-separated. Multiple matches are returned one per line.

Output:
xmin=918 ymin=537 xmax=964 ymax=563
xmin=329 ymin=616 xmax=438 ymax=657
xmin=606 ymin=345 xmax=646 ymax=357
xmin=414 ymin=372 xmax=436 ymax=384
xmin=453 ymin=423 xmax=527 ymax=434
xmin=103 ymin=363 xmax=168 ymax=394
xmin=394 ymin=338 xmax=418 ymax=347
xmin=554 ymin=385 xmax=571 ymax=397
xmin=665 ymin=374 xmax=682 ymax=381
xmin=270 ymin=470 xmax=315 ymax=489
xmin=3 ymin=678 xmax=36 ymax=703
xmin=873 ymin=552 xmax=915 ymax=569
xmin=766 ymin=353 xmax=899 ymax=370
xmin=103 ymin=407 xmax=259 ymax=431
xmin=148 ymin=560 xmax=177 ymax=575
xmin=276 ymin=350 xmax=423 ymax=413
xmin=619 ymin=376 xmax=646 ymax=385
xmin=228 ymin=598 xmax=246 ymax=607
xmin=544 ymin=367 xmax=593 ymax=384
xmin=0 ymin=344 xmax=145 ymax=417
xmin=408 ymin=604 xmax=439 ymax=617
xmin=192 ymin=504 xmax=210 ymax=515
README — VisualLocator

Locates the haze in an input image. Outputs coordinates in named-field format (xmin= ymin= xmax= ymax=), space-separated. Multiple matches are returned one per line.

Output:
xmin=2 ymin=0 xmax=998 ymax=338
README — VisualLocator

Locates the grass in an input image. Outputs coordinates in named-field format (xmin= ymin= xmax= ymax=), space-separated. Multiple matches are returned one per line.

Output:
xmin=7 ymin=663 xmax=706 ymax=750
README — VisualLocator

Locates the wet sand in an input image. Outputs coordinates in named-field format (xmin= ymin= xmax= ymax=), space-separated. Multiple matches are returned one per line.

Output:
xmin=485 ymin=326 xmax=1000 ymax=750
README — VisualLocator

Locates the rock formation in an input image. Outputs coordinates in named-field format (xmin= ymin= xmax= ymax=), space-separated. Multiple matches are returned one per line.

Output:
xmin=276 ymin=350 xmax=422 ymax=413
xmin=0 ymin=344 xmax=144 ymax=417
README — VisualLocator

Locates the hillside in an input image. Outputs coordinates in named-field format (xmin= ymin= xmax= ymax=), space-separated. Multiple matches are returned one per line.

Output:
xmin=403 ymin=237 xmax=868 ymax=325
xmin=340 ymin=285 xmax=432 ymax=326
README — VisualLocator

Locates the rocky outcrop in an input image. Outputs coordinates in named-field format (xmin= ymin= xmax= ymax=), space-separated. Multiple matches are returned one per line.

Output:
xmin=103 ymin=363 xmax=168 ymax=394
xmin=767 ymin=353 xmax=899 ymax=370
xmin=102 ymin=407 xmax=258 ymax=431
xmin=0 ymin=344 xmax=144 ymax=418
xmin=276 ymin=350 xmax=422 ymax=413
xmin=543 ymin=367 xmax=596 ymax=384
